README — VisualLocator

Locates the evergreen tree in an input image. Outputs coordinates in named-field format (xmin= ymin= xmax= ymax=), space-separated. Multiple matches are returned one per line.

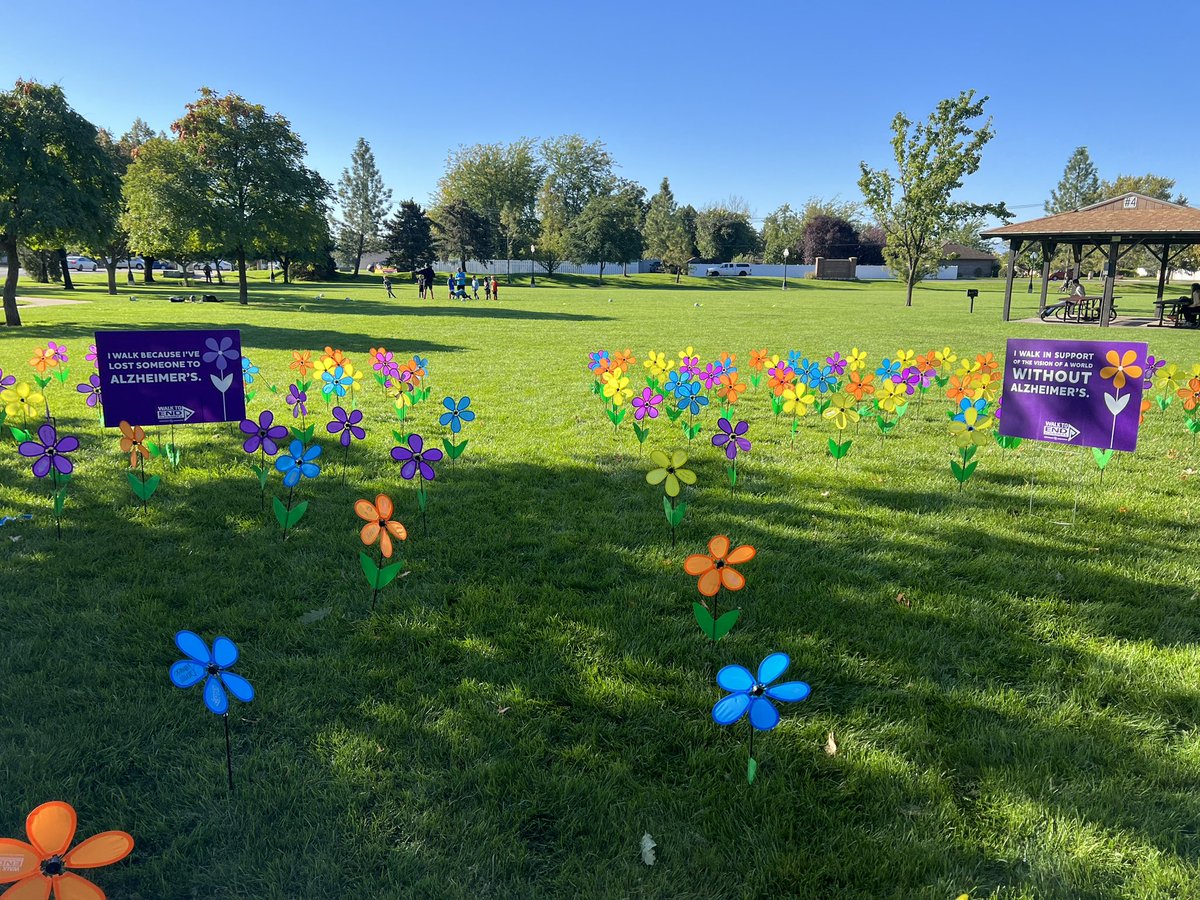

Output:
xmin=383 ymin=199 xmax=436 ymax=271
xmin=337 ymin=137 xmax=392 ymax=276
xmin=1046 ymin=147 xmax=1102 ymax=213
xmin=642 ymin=177 xmax=678 ymax=260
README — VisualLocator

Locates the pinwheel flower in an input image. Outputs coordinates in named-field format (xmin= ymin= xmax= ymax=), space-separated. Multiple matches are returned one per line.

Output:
xmin=713 ymin=652 xmax=811 ymax=730
xmin=588 ymin=350 xmax=611 ymax=372
xmin=954 ymin=397 xmax=987 ymax=421
xmin=643 ymin=350 xmax=675 ymax=379
xmin=47 ymin=341 xmax=69 ymax=364
xmin=876 ymin=379 xmax=908 ymax=413
xmin=241 ymin=356 xmax=259 ymax=385
xmin=631 ymin=388 xmax=663 ymax=421
xmin=85 ymin=344 xmax=98 ymax=366
xmin=290 ymin=350 xmax=315 ymax=378
xmin=875 ymin=358 xmax=901 ymax=380
xmin=646 ymin=449 xmax=695 ymax=497
xmin=846 ymin=370 xmax=875 ymax=401
xmin=676 ymin=380 xmax=709 ymax=415
xmin=717 ymin=372 xmax=747 ymax=404
xmin=391 ymin=433 xmax=442 ymax=481
xmin=717 ymin=352 xmax=737 ymax=374
xmin=787 ymin=350 xmax=805 ymax=370
xmin=286 ymin=383 xmax=308 ymax=418
xmin=1155 ymin=363 xmax=1180 ymax=394
xmin=327 ymin=406 xmax=366 ymax=446
xmin=946 ymin=374 xmax=981 ymax=403
xmin=3 ymin=383 xmax=44 ymax=418
xmin=975 ymin=352 xmax=999 ymax=375
xmin=611 ymin=349 xmax=637 ymax=371
xmin=19 ymin=424 xmax=78 ymax=478
xmin=322 ymin=365 xmax=353 ymax=397
xmin=893 ymin=366 xmax=922 ymax=395
xmin=826 ymin=352 xmax=847 ymax=376
xmin=0 ymin=801 xmax=133 ymax=900
xmin=202 ymin=336 xmax=239 ymax=372
xmin=355 ymin=494 xmax=407 ymax=558
xmin=1177 ymin=377 xmax=1200 ymax=411
xmin=439 ymin=396 xmax=476 ymax=433
xmin=321 ymin=346 xmax=349 ymax=370
xmin=76 ymin=374 xmax=103 ymax=408
xmin=602 ymin=369 xmax=632 ymax=405
xmin=936 ymin=346 xmax=958 ymax=370
xmin=371 ymin=347 xmax=400 ymax=380
xmin=699 ymin=363 xmax=723 ymax=390
xmin=766 ymin=363 xmax=796 ymax=396
xmin=275 ymin=440 xmax=322 ymax=486
xmin=1143 ymin=355 xmax=1166 ymax=389
xmin=240 ymin=410 xmax=288 ymax=455
xmin=685 ymin=535 xmax=755 ymax=597
xmin=118 ymin=421 xmax=149 ymax=467
xmin=822 ymin=392 xmax=860 ymax=430
xmin=1100 ymin=349 xmax=1142 ymax=389
xmin=812 ymin=365 xmax=838 ymax=394
xmin=30 ymin=346 xmax=58 ymax=373
xmin=665 ymin=369 xmax=692 ymax=398
xmin=795 ymin=358 xmax=819 ymax=388
xmin=782 ymin=383 xmax=814 ymax=417
xmin=712 ymin=417 xmax=750 ymax=461
xmin=748 ymin=349 xmax=770 ymax=371
xmin=169 ymin=630 xmax=254 ymax=715
xmin=847 ymin=347 xmax=868 ymax=372
xmin=894 ymin=348 xmax=916 ymax=368
xmin=678 ymin=346 xmax=700 ymax=376
xmin=949 ymin=407 xmax=993 ymax=447
xmin=0 ymin=367 xmax=15 ymax=390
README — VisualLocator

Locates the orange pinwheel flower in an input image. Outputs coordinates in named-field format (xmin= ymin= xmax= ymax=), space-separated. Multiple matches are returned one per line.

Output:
xmin=684 ymin=535 xmax=756 ymax=597
xmin=748 ymin=349 xmax=769 ymax=371
xmin=846 ymin=370 xmax=876 ymax=401
xmin=717 ymin=371 xmax=747 ymax=404
xmin=0 ymin=800 xmax=133 ymax=900
xmin=914 ymin=351 xmax=938 ymax=373
xmin=29 ymin=347 xmax=58 ymax=374
xmin=323 ymin=346 xmax=348 ymax=368
xmin=1139 ymin=398 xmax=1151 ymax=425
xmin=290 ymin=350 xmax=314 ymax=377
xmin=118 ymin=421 xmax=149 ymax=467
xmin=975 ymin=352 xmax=999 ymax=376
xmin=1177 ymin=377 xmax=1200 ymax=411
xmin=947 ymin=374 xmax=980 ymax=403
xmin=401 ymin=359 xmax=426 ymax=384
xmin=767 ymin=365 xmax=796 ymax=396
xmin=611 ymin=348 xmax=637 ymax=371
xmin=355 ymin=494 xmax=407 ymax=558
xmin=718 ymin=351 xmax=737 ymax=370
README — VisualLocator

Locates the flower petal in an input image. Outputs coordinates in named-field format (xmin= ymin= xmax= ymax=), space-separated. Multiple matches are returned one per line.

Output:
xmin=711 ymin=691 xmax=751 ymax=726
xmin=645 ymin=469 xmax=667 ymax=486
xmin=716 ymin=664 xmax=754 ymax=692
xmin=202 ymin=675 xmax=229 ymax=715
xmin=707 ymin=535 xmax=730 ymax=559
xmin=748 ymin=696 xmax=780 ymax=731
xmin=757 ymin=652 xmax=791 ymax=685
xmin=220 ymin=672 xmax=254 ymax=703
xmin=360 ymin=520 xmax=381 ymax=546
xmin=25 ymin=802 xmax=76 ymax=857
xmin=169 ymin=660 xmax=207 ymax=689
xmin=696 ymin=568 xmax=721 ymax=597
xmin=174 ymin=631 xmax=211 ymax=664
xmin=375 ymin=495 xmax=393 ymax=520
xmin=0 ymin=839 xmax=40 ymax=883
xmin=648 ymin=450 xmax=669 ymax=468
xmin=720 ymin=566 xmax=746 ymax=592
xmin=354 ymin=499 xmax=378 ymax=523
xmin=675 ymin=468 xmax=697 ymax=486
xmin=51 ymin=872 xmax=105 ymax=900
xmin=212 ymin=637 xmax=238 ymax=669
xmin=63 ymin=831 xmax=134 ymax=869
xmin=0 ymin=876 xmax=51 ymax=899
xmin=683 ymin=554 xmax=713 ymax=576
xmin=766 ymin=681 xmax=811 ymax=703
xmin=670 ymin=450 xmax=688 ymax=468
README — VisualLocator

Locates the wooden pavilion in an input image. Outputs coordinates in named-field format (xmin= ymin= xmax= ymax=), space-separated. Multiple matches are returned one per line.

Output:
xmin=981 ymin=192 xmax=1200 ymax=326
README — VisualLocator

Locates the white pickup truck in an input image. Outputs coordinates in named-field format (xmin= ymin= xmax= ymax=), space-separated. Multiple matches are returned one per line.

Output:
xmin=705 ymin=262 xmax=751 ymax=277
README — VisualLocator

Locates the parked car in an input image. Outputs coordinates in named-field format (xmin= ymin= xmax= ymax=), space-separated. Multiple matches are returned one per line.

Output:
xmin=120 ymin=257 xmax=171 ymax=270
xmin=66 ymin=256 xmax=99 ymax=272
xmin=705 ymin=262 xmax=751 ymax=277
xmin=190 ymin=260 xmax=233 ymax=271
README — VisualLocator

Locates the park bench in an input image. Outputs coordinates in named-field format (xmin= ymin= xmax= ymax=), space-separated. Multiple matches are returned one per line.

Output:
xmin=1153 ymin=297 xmax=1198 ymax=327
xmin=1039 ymin=295 xmax=1117 ymax=323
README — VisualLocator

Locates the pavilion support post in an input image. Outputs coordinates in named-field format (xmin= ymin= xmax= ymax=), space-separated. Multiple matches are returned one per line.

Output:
xmin=1002 ymin=239 xmax=1022 ymax=322
xmin=1156 ymin=243 xmax=1171 ymax=299
xmin=1099 ymin=239 xmax=1119 ymax=327
xmin=1071 ymin=243 xmax=1083 ymax=281
xmin=1038 ymin=240 xmax=1055 ymax=313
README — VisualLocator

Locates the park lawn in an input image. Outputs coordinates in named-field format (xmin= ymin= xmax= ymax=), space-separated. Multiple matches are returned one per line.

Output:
xmin=2 ymin=272 xmax=1200 ymax=899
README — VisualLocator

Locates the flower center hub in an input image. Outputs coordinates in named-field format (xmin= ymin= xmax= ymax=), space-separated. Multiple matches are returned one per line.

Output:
xmin=41 ymin=856 xmax=63 ymax=877
xmin=207 ymin=663 xmax=220 ymax=676
xmin=750 ymin=684 xmax=765 ymax=698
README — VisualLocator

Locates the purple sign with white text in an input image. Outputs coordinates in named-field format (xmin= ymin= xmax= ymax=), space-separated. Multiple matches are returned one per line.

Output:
xmin=95 ymin=329 xmax=247 ymax=427
xmin=999 ymin=337 xmax=1146 ymax=451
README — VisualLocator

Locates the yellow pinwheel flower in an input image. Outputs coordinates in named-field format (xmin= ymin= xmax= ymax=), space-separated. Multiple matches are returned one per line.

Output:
xmin=1190 ymin=363 xmax=1200 ymax=377
xmin=2 ymin=382 xmax=44 ymax=418
xmin=646 ymin=449 xmax=696 ymax=498
xmin=782 ymin=383 xmax=815 ymax=417
xmin=822 ymin=392 xmax=860 ymax=430
xmin=949 ymin=407 xmax=993 ymax=448
xmin=1155 ymin=363 xmax=1180 ymax=393
xmin=848 ymin=348 xmax=868 ymax=372
xmin=602 ymin=369 xmax=632 ymax=405
xmin=677 ymin=345 xmax=695 ymax=361
xmin=643 ymin=350 xmax=675 ymax=379
xmin=895 ymin=348 xmax=916 ymax=368
xmin=340 ymin=360 xmax=364 ymax=392
xmin=937 ymin=346 xmax=957 ymax=370
xmin=876 ymin=379 xmax=908 ymax=413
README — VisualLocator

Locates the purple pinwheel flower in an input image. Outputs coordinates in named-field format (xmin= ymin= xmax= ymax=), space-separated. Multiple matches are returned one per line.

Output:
xmin=19 ymin=423 xmax=78 ymax=478
xmin=587 ymin=350 xmax=610 ymax=372
xmin=202 ymin=336 xmax=239 ymax=372
xmin=680 ymin=354 xmax=701 ymax=377
xmin=826 ymin=352 xmax=847 ymax=376
xmin=239 ymin=410 xmax=288 ymax=455
xmin=699 ymin=362 xmax=723 ymax=390
xmin=86 ymin=343 xmax=98 ymax=366
xmin=46 ymin=341 xmax=69 ymax=364
xmin=712 ymin=417 xmax=751 ymax=461
xmin=994 ymin=398 xmax=1003 ymax=421
xmin=915 ymin=367 xmax=935 ymax=389
xmin=0 ymin=367 xmax=17 ymax=390
xmin=326 ymin=406 xmax=366 ymax=447
xmin=390 ymin=433 xmax=443 ymax=481
xmin=1143 ymin=355 xmax=1166 ymax=389
xmin=893 ymin=367 xmax=922 ymax=395
xmin=631 ymin=388 xmax=663 ymax=421
xmin=285 ymin=383 xmax=308 ymax=418
xmin=76 ymin=374 xmax=103 ymax=408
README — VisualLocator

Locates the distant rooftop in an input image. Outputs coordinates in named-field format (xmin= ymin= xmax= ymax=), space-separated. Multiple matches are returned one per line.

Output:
xmin=982 ymin=193 xmax=1200 ymax=242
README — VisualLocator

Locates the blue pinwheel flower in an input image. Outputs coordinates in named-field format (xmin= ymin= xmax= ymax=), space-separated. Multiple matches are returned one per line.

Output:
xmin=169 ymin=630 xmax=254 ymax=715
xmin=588 ymin=350 xmax=610 ymax=371
xmin=241 ymin=356 xmax=259 ymax=385
xmin=439 ymin=396 xmax=476 ymax=434
xmin=812 ymin=365 xmax=838 ymax=393
xmin=413 ymin=355 xmax=429 ymax=372
xmin=953 ymin=397 xmax=988 ymax=422
xmin=676 ymin=379 xmax=709 ymax=415
xmin=875 ymin=358 xmax=901 ymax=379
xmin=787 ymin=350 xmax=804 ymax=370
xmin=275 ymin=439 xmax=322 ymax=486
xmin=796 ymin=358 xmax=821 ymax=388
xmin=322 ymin=365 xmax=353 ymax=397
xmin=712 ymin=652 xmax=811 ymax=731
xmin=665 ymin=369 xmax=692 ymax=398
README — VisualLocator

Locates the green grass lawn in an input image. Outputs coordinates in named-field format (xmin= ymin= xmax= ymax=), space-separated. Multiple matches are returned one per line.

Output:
xmin=2 ymin=271 xmax=1200 ymax=899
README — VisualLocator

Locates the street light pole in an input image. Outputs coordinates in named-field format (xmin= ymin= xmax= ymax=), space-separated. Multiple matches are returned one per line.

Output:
xmin=783 ymin=247 xmax=789 ymax=290
xmin=530 ymin=244 xmax=536 ymax=287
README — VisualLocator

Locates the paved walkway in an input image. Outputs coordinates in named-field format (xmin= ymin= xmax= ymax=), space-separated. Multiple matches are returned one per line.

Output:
xmin=15 ymin=295 xmax=90 ymax=307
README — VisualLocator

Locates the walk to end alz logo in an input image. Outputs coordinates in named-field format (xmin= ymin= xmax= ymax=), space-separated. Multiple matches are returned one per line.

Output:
xmin=94 ymin=328 xmax=246 ymax=427
xmin=998 ymin=337 xmax=1146 ymax=453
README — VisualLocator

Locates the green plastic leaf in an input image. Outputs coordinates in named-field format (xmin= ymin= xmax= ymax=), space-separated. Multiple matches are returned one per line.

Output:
xmin=666 ymin=406 xmax=684 ymax=422
xmin=770 ymin=396 xmax=784 ymax=416
xmin=712 ymin=608 xmax=740 ymax=640
xmin=995 ymin=433 xmax=1022 ymax=450
xmin=747 ymin=756 xmax=758 ymax=785
xmin=671 ymin=500 xmax=688 ymax=526
xmin=287 ymin=500 xmax=309 ymax=527
xmin=375 ymin=560 xmax=404 ymax=589
xmin=662 ymin=495 xmax=675 ymax=525
xmin=875 ymin=417 xmax=896 ymax=434
xmin=443 ymin=437 xmax=469 ymax=459
xmin=1155 ymin=395 xmax=1172 ymax=411
xmin=416 ymin=488 xmax=428 ymax=512
xmin=726 ymin=466 xmax=738 ymax=488
xmin=963 ymin=461 xmax=978 ymax=480
xmin=273 ymin=496 xmax=289 ymax=528
xmin=53 ymin=487 xmax=68 ymax=517
xmin=894 ymin=402 xmax=909 ymax=420
xmin=692 ymin=601 xmax=715 ymax=635
xmin=1092 ymin=447 xmax=1115 ymax=469
xmin=950 ymin=461 xmax=966 ymax=482
xmin=827 ymin=438 xmax=851 ymax=459
xmin=359 ymin=550 xmax=381 ymax=584
xmin=961 ymin=445 xmax=977 ymax=463
xmin=145 ymin=440 xmax=163 ymax=457
xmin=632 ymin=423 xmax=649 ymax=444
xmin=290 ymin=424 xmax=316 ymax=443
xmin=10 ymin=427 xmax=31 ymax=443
xmin=1186 ymin=418 xmax=1200 ymax=435
xmin=128 ymin=472 xmax=159 ymax=500
xmin=606 ymin=406 xmax=627 ymax=426
xmin=591 ymin=380 xmax=602 ymax=395
xmin=165 ymin=443 xmax=182 ymax=467
xmin=245 ymin=390 xmax=257 ymax=403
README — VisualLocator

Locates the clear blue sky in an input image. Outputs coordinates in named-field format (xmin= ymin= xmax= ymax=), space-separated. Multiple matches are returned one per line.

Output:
xmin=2 ymin=0 xmax=1192 ymax=224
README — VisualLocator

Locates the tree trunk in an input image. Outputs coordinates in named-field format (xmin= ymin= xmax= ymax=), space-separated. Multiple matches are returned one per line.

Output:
xmin=353 ymin=232 xmax=364 ymax=277
xmin=622 ymin=261 xmax=628 ymax=277
xmin=3 ymin=233 xmax=21 ymax=326
xmin=281 ymin=255 xmax=292 ymax=284
xmin=105 ymin=258 xmax=118 ymax=294
xmin=57 ymin=249 xmax=75 ymax=290
xmin=905 ymin=269 xmax=915 ymax=307
xmin=236 ymin=248 xmax=248 ymax=305
xmin=598 ymin=262 xmax=604 ymax=285
xmin=143 ymin=256 xmax=156 ymax=283
xmin=126 ymin=257 xmax=135 ymax=284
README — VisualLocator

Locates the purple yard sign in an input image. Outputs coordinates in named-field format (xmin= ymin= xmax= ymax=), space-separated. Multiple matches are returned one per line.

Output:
xmin=999 ymin=337 xmax=1147 ymax=452
xmin=95 ymin=329 xmax=247 ymax=427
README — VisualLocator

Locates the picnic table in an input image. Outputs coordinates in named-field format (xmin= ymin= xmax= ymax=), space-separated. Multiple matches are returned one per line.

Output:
xmin=1152 ymin=297 xmax=1195 ymax=327
xmin=1040 ymin=295 xmax=1117 ymax=323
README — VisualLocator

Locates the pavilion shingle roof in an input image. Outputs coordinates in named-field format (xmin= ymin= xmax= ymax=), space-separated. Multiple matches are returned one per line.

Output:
xmin=981 ymin=193 xmax=1200 ymax=241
